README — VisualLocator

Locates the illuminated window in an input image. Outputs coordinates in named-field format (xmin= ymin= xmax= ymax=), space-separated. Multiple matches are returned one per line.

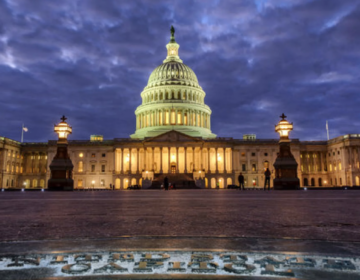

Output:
xmin=252 ymin=164 xmax=256 ymax=171
xmin=77 ymin=179 xmax=83 ymax=187
xmin=91 ymin=153 xmax=95 ymax=158
xmin=338 ymin=163 xmax=342 ymax=170
xmin=264 ymin=161 xmax=269 ymax=169
xmin=78 ymin=161 xmax=83 ymax=172
xmin=16 ymin=166 xmax=19 ymax=173
xmin=91 ymin=165 xmax=95 ymax=172
xmin=171 ymin=110 xmax=176 ymax=124
xmin=177 ymin=112 xmax=182 ymax=124
xmin=6 ymin=164 xmax=9 ymax=172
xmin=20 ymin=167 xmax=23 ymax=173
xmin=329 ymin=164 xmax=332 ymax=171
xmin=100 ymin=179 xmax=105 ymax=186
xmin=184 ymin=113 xmax=188 ymax=125
xmin=79 ymin=153 xmax=83 ymax=158
xmin=8 ymin=151 xmax=10 ymax=157
xmin=11 ymin=165 xmax=14 ymax=172
xmin=241 ymin=152 xmax=245 ymax=157
xmin=45 ymin=155 xmax=47 ymax=159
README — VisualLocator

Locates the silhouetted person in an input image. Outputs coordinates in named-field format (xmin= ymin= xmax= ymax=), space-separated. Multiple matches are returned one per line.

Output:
xmin=164 ymin=176 xmax=169 ymax=191
xmin=238 ymin=173 xmax=245 ymax=190
xmin=264 ymin=168 xmax=271 ymax=191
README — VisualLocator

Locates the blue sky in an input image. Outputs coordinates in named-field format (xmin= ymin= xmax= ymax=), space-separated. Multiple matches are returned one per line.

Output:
xmin=0 ymin=0 xmax=359 ymax=142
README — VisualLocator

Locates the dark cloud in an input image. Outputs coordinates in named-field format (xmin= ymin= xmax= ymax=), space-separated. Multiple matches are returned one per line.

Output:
xmin=0 ymin=0 xmax=359 ymax=142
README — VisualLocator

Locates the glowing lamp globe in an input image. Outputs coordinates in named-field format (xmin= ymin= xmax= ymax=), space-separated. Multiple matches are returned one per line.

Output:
xmin=275 ymin=113 xmax=293 ymax=141
xmin=54 ymin=116 xmax=72 ymax=141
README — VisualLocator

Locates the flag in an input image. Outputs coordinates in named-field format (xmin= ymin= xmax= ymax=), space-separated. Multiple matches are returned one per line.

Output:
xmin=23 ymin=127 xmax=28 ymax=132
xmin=326 ymin=121 xmax=328 ymax=130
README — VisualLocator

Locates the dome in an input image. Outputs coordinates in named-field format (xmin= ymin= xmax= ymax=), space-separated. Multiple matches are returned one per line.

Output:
xmin=146 ymin=61 xmax=200 ymax=89
xmin=131 ymin=26 xmax=216 ymax=140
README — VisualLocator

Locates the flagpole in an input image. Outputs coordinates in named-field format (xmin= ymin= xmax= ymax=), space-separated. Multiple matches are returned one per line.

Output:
xmin=21 ymin=124 xmax=24 ymax=143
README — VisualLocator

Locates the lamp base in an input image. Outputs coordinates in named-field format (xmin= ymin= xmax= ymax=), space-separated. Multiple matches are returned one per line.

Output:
xmin=273 ymin=178 xmax=300 ymax=190
xmin=47 ymin=179 xmax=74 ymax=191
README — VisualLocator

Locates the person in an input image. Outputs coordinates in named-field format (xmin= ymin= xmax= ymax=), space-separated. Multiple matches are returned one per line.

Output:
xmin=164 ymin=176 xmax=169 ymax=191
xmin=238 ymin=173 xmax=245 ymax=190
xmin=264 ymin=168 xmax=271 ymax=191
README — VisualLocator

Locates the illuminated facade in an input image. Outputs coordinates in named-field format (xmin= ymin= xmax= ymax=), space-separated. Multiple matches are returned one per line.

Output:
xmin=1 ymin=28 xmax=360 ymax=189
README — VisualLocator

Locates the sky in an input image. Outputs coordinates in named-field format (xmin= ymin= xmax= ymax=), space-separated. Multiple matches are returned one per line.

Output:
xmin=0 ymin=0 xmax=359 ymax=142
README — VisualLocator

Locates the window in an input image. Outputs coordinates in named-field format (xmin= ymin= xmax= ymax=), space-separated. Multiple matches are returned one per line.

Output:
xmin=77 ymin=179 xmax=83 ymax=187
xmin=79 ymin=153 xmax=84 ymax=158
xmin=78 ymin=161 xmax=84 ymax=172
xmin=241 ymin=152 xmax=245 ymax=157
xmin=264 ymin=153 xmax=268 ymax=156
xmin=338 ymin=151 xmax=340 ymax=155
xmin=102 ymin=153 xmax=106 ymax=157
xmin=333 ymin=152 xmax=335 ymax=156
xmin=101 ymin=165 xmax=105 ymax=172
xmin=251 ymin=153 xmax=255 ymax=156
xmin=100 ymin=179 xmax=105 ymax=186
xmin=252 ymin=164 xmax=256 ymax=171
xmin=91 ymin=153 xmax=95 ymax=158
xmin=242 ymin=164 xmax=246 ymax=171
xmin=91 ymin=165 xmax=95 ymax=172
xmin=338 ymin=163 xmax=342 ymax=170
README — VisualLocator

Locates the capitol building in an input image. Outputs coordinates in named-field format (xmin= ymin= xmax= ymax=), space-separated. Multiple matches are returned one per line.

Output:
xmin=1 ymin=28 xmax=360 ymax=190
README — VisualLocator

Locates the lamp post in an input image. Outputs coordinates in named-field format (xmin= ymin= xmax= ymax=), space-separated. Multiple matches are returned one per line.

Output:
xmin=47 ymin=116 xmax=74 ymax=191
xmin=273 ymin=114 xmax=300 ymax=190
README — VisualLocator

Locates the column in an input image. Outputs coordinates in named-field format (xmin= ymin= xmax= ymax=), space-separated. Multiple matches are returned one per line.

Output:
xmin=175 ymin=109 xmax=178 ymax=125
xmin=160 ymin=147 xmax=163 ymax=173
xmin=168 ymin=147 xmax=171 ymax=173
xmin=176 ymin=147 xmax=179 ymax=173
xmin=216 ymin=148 xmax=219 ymax=173
xmin=136 ymin=148 xmax=140 ymax=174
xmin=144 ymin=147 xmax=147 ymax=170
xmin=120 ymin=148 xmax=124 ymax=174
xmin=200 ymin=147 xmax=203 ymax=169
xmin=152 ymin=147 xmax=155 ymax=171
xmin=224 ymin=148 xmax=227 ymax=173
xmin=195 ymin=111 xmax=198 ymax=127
xmin=192 ymin=147 xmax=195 ymax=171
xmin=184 ymin=147 xmax=187 ymax=173
xmin=320 ymin=152 xmax=323 ymax=172
xmin=129 ymin=148 xmax=132 ymax=174
xmin=208 ymin=148 xmax=211 ymax=173
xmin=162 ymin=109 xmax=165 ymax=125
xmin=182 ymin=110 xmax=185 ymax=126
xmin=231 ymin=148 xmax=234 ymax=173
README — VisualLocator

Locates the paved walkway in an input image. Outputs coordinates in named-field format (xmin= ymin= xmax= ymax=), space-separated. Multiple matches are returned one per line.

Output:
xmin=0 ymin=190 xmax=359 ymax=279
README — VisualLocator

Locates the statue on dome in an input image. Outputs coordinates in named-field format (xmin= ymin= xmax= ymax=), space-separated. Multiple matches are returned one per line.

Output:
xmin=170 ymin=25 xmax=175 ymax=37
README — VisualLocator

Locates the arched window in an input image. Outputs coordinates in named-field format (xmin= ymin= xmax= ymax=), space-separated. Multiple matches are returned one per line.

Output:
xmin=356 ymin=176 xmax=360 ymax=186
xmin=131 ymin=178 xmax=136 ymax=186
xmin=318 ymin=178 xmax=322 ymax=187
xmin=40 ymin=179 xmax=45 ymax=188
xmin=211 ymin=178 xmax=216 ymax=189
xmin=33 ymin=179 xmax=38 ymax=188
xmin=311 ymin=178 xmax=315 ymax=186
xmin=11 ymin=179 xmax=14 ymax=187
xmin=338 ymin=162 xmax=342 ymax=170
xmin=340 ymin=178 xmax=342 ymax=185
xmin=227 ymin=178 xmax=232 ymax=187
xmin=303 ymin=178 xmax=308 ymax=186
xmin=329 ymin=164 xmax=332 ymax=171
xmin=124 ymin=178 xmax=129 ymax=189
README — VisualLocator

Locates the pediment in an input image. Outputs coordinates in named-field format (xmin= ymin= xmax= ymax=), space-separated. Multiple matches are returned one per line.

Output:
xmin=144 ymin=130 xmax=202 ymax=143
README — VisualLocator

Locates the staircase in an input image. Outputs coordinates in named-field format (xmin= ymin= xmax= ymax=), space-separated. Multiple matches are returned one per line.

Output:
xmin=148 ymin=173 xmax=199 ymax=189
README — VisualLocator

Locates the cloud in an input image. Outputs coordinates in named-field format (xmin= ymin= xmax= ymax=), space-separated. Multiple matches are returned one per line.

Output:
xmin=0 ymin=0 xmax=359 ymax=142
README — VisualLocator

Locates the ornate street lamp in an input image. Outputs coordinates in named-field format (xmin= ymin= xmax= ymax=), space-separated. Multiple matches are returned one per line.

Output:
xmin=47 ymin=116 xmax=74 ymax=191
xmin=273 ymin=114 xmax=300 ymax=190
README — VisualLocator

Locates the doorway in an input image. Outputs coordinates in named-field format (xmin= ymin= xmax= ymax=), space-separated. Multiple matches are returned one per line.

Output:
xmin=171 ymin=163 xmax=176 ymax=174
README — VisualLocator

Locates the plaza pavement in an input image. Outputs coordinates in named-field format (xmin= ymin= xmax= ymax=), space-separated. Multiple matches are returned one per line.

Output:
xmin=0 ymin=189 xmax=360 ymax=279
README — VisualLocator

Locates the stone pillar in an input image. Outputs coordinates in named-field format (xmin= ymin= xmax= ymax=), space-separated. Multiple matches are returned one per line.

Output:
xmin=231 ymin=148 xmax=234 ymax=173
xmin=195 ymin=111 xmax=198 ymax=127
xmin=136 ymin=148 xmax=140 ymax=174
xmin=200 ymin=147 xmax=203 ymax=170
xmin=129 ymin=148 xmax=132 ymax=174
xmin=208 ymin=148 xmax=211 ymax=173
xmin=160 ymin=147 xmax=163 ymax=173
xmin=184 ymin=147 xmax=187 ymax=173
xmin=120 ymin=148 xmax=124 ymax=174
xmin=162 ymin=109 xmax=165 ymax=125
xmin=216 ymin=148 xmax=219 ymax=173
xmin=182 ymin=110 xmax=185 ymax=126
xmin=168 ymin=147 xmax=171 ymax=173
xmin=224 ymin=148 xmax=227 ymax=173
xmin=144 ymin=147 xmax=147 ymax=170
xmin=152 ymin=147 xmax=155 ymax=171
xmin=192 ymin=147 xmax=195 ymax=171
xmin=176 ymin=147 xmax=179 ymax=173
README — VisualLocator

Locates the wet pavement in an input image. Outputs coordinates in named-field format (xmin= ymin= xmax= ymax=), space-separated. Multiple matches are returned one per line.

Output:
xmin=0 ymin=190 xmax=359 ymax=279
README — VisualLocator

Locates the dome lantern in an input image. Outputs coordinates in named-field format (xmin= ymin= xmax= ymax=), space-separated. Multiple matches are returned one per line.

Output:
xmin=163 ymin=26 xmax=183 ymax=63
